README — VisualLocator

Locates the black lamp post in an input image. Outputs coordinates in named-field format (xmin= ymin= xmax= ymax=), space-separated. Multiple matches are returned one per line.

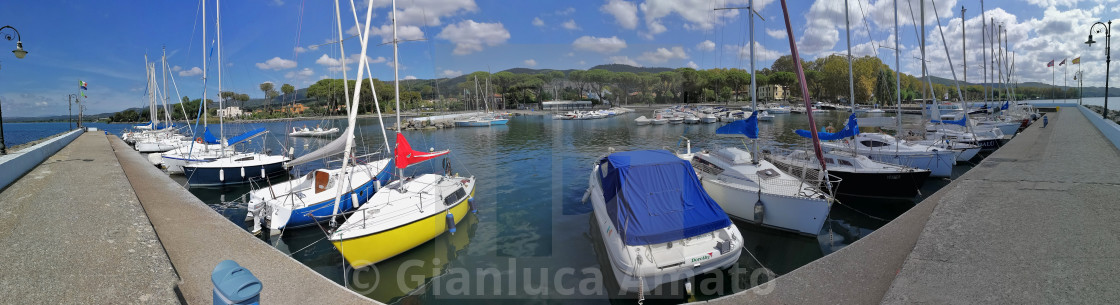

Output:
xmin=1087 ymin=21 xmax=1111 ymax=120
xmin=67 ymin=94 xmax=78 ymax=130
xmin=1 ymin=25 xmax=29 ymax=155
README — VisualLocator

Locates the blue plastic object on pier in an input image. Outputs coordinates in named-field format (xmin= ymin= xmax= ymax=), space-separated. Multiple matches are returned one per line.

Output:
xmin=211 ymin=260 xmax=262 ymax=305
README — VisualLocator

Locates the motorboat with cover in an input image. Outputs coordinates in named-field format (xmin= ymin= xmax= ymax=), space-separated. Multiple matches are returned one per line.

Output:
xmin=289 ymin=126 xmax=340 ymax=137
xmin=586 ymin=149 xmax=742 ymax=293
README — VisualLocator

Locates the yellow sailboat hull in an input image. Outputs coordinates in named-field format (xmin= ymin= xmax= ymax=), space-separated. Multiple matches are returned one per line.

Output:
xmin=332 ymin=188 xmax=474 ymax=269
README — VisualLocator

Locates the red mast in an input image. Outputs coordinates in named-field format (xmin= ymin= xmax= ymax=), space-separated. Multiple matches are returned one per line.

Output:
xmin=778 ymin=0 xmax=828 ymax=173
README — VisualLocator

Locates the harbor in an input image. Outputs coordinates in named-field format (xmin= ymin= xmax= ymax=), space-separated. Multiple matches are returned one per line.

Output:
xmin=3 ymin=0 xmax=1120 ymax=303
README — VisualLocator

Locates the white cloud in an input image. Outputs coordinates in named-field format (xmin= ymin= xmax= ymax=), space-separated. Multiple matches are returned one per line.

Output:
xmin=178 ymin=67 xmax=203 ymax=77
xmin=697 ymin=40 xmax=715 ymax=51
xmin=687 ymin=61 xmax=699 ymax=69
xmin=609 ymin=56 xmax=641 ymax=66
xmin=171 ymin=65 xmax=183 ymax=72
xmin=639 ymin=0 xmax=776 ymax=38
xmin=271 ymin=0 xmax=284 ymax=6
xmin=363 ymin=0 xmax=478 ymax=27
xmin=285 ymin=67 xmax=314 ymax=79
xmin=437 ymin=20 xmax=511 ymax=55
xmin=439 ymin=69 xmax=463 ymax=78
xmin=255 ymin=57 xmax=297 ymax=70
xmin=532 ymin=17 xmax=545 ymax=27
xmin=573 ymin=36 xmax=627 ymax=54
xmin=348 ymin=24 xmax=426 ymax=44
xmin=725 ymin=42 xmax=782 ymax=61
xmin=601 ymin=0 xmax=639 ymax=30
xmin=556 ymin=7 xmax=576 ymax=15
xmin=562 ymin=19 xmax=580 ymax=30
xmin=316 ymin=54 xmax=341 ymax=67
xmin=294 ymin=46 xmax=307 ymax=53
xmin=578 ymin=60 xmax=587 ymax=66
xmin=766 ymin=28 xmax=785 ymax=39
xmin=404 ymin=75 xmax=418 ymax=80
xmin=638 ymin=46 xmax=689 ymax=64
xmin=524 ymin=59 xmax=537 ymax=67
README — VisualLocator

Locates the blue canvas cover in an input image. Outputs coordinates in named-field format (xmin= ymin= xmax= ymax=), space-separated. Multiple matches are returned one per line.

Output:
xmin=930 ymin=116 xmax=967 ymax=126
xmin=796 ymin=114 xmax=860 ymax=141
xmin=226 ymin=128 xmax=267 ymax=146
xmin=598 ymin=150 xmax=732 ymax=246
xmin=716 ymin=111 xmax=759 ymax=139
xmin=202 ymin=127 xmax=221 ymax=145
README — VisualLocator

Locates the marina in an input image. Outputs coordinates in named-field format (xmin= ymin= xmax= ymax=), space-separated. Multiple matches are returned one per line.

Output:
xmin=3 ymin=0 xmax=1120 ymax=303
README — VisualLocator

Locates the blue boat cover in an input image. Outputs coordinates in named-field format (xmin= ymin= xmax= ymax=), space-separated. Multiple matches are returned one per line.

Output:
xmin=202 ymin=127 xmax=221 ymax=145
xmin=930 ymin=116 xmax=967 ymax=126
xmin=598 ymin=150 xmax=731 ymax=246
xmin=1001 ymin=101 xmax=1009 ymax=110
xmin=796 ymin=113 xmax=860 ymax=141
xmin=226 ymin=128 xmax=267 ymax=146
xmin=715 ymin=111 xmax=759 ymax=139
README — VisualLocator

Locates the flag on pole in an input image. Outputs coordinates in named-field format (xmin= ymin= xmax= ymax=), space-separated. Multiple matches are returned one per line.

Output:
xmin=1059 ymin=58 xmax=1067 ymax=66
xmin=1047 ymin=60 xmax=1055 ymax=67
xmin=1072 ymin=57 xmax=1081 ymax=64
xmin=79 ymin=80 xmax=88 ymax=90
xmin=81 ymin=91 xmax=86 ymax=98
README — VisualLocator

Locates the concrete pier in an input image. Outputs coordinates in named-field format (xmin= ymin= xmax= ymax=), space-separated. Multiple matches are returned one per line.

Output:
xmin=700 ymin=106 xmax=1120 ymax=303
xmin=0 ymin=133 xmax=180 ymax=303
xmin=0 ymin=132 xmax=377 ymax=304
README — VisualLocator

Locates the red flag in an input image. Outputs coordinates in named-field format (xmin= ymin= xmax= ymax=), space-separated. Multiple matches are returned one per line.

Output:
xmin=394 ymin=133 xmax=449 ymax=169
xmin=1047 ymin=60 xmax=1054 ymax=67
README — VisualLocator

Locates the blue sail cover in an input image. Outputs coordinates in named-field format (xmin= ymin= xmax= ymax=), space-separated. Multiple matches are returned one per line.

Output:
xmin=715 ymin=111 xmax=759 ymax=139
xmin=202 ymin=127 xmax=221 ymax=145
xmin=1001 ymin=101 xmax=1009 ymax=110
xmin=930 ymin=116 xmax=967 ymax=126
xmin=796 ymin=114 xmax=860 ymax=141
xmin=226 ymin=128 xmax=267 ymax=146
xmin=598 ymin=150 xmax=732 ymax=246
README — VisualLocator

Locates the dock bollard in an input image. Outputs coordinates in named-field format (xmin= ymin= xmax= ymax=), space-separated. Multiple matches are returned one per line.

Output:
xmin=211 ymin=260 xmax=262 ymax=305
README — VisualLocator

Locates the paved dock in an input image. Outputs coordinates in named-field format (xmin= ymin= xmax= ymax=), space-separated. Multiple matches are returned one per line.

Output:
xmin=701 ymin=106 xmax=1120 ymax=304
xmin=0 ymin=133 xmax=180 ymax=303
xmin=0 ymin=132 xmax=377 ymax=304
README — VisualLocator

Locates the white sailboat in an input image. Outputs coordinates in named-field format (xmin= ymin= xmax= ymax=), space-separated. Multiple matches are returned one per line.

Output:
xmin=181 ymin=0 xmax=290 ymax=187
xmin=329 ymin=0 xmax=477 ymax=268
xmin=247 ymin=2 xmax=395 ymax=233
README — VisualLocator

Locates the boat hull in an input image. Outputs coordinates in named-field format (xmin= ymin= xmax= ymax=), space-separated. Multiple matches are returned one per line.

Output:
xmin=489 ymin=119 xmax=509 ymax=125
xmin=864 ymin=152 xmax=954 ymax=178
xmin=828 ymin=170 xmax=930 ymax=199
xmin=701 ymin=179 xmax=829 ymax=236
xmin=183 ymin=161 xmax=288 ymax=187
xmin=330 ymin=188 xmax=474 ymax=268
xmin=454 ymin=121 xmax=490 ymax=127
xmin=272 ymin=165 xmax=394 ymax=230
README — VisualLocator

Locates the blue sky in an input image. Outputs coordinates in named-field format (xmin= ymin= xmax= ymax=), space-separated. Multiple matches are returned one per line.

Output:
xmin=0 ymin=0 xmax=1112 ymax=116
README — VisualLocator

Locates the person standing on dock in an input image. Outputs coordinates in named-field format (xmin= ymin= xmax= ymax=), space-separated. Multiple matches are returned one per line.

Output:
xmin=1043 ymin=114 xmax=1049 ymax=128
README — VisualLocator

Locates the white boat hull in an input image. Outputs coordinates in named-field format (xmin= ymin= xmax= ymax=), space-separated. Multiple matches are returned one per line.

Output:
xmin=700 ymin=178 xmax=828 ymax=236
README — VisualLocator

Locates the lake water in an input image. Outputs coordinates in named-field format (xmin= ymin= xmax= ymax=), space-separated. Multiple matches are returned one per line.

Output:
xmin=6 ymin=109 xmax=988 ymax=304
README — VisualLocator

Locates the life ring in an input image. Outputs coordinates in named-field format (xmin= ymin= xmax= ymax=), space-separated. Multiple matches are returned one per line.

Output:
xmin=195 ymin=137 xmax=204 ymax=144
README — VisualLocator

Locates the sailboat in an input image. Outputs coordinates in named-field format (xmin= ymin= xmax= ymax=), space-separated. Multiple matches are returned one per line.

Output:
xmin=181 ymin=0 xmax=290 ymax=187
xmin=823 ymin=0 xmax=955 ymax=178
xmin=247 ymin=0 xmax=395 ymax=234
xmin=329 ymin=0 xmax=477 ymax=268
xmin=679 ymin=1 xmax=832 ymax=236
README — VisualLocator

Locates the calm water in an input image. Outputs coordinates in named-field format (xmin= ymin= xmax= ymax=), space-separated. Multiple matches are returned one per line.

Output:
xmin=8 ymin=110 xmax=985 ymax=304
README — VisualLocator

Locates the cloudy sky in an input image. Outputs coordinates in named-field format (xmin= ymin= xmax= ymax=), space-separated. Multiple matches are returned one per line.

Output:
xmin=0 ymin=0 xmax=1113 ymax=116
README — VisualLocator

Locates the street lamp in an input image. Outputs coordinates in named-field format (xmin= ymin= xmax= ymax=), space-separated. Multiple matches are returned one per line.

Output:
xmin=1 ymin=25 xmax=28 ymax=155
xmin=68 ymin=94 xmax=79 ymax=130
xmin=1087 ymin=21 xmax=1111 ymax=120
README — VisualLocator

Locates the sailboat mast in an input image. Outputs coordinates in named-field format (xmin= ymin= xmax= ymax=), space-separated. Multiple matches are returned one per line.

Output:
xmin=331 ymin=0 xmax=376 ymax=223
xmin=749 ymin=0 xmax=759 ymax=164
xmin=778 ymin=0 xmax=827 ymax=173
xmin=845 ymin=0 xmax=854 ymax=112
xmin=930 ymin=0 xmax=973 ymax=137
xmin=202 ymin=0 xmax=208 ymax=131
xmin=392 ymin=0 xmax=405 ymax=180
xmin=894 ymin=0 xmax=902 ymax=130
xmin=217 ymin=0 xmax=224 ymax=143
xmin=962 ymin=6 xmax=966 ymax=86
xmin=162 ymin=46 xmax=173 ymax=126
xmin=982 ymin=0 xmax=988 ymax=104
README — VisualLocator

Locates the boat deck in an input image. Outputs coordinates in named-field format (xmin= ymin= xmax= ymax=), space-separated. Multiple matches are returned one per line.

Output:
xmin=698 ymin=106 xmax=1120 ymax=304
xmin=0 ymin=133 xmax=378 ymax=304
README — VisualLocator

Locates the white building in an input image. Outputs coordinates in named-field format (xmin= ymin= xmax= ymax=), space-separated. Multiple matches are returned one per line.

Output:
xmin=217 ymin=106 xmax=244 ymax=118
